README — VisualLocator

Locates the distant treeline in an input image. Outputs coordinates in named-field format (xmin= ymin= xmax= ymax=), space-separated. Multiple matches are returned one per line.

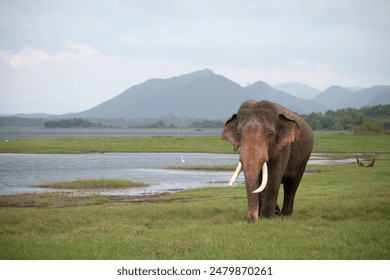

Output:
xmin=129 ymin=120 xmax=176 ymax=128
xmin=129 ymin=120 xmax=224 ymax=129
xmin=44 ymin=118 xmax=104 ymax=128
xmin=189 ymin=120 xmax=225 ymax=128
xmin=0 ymin=117 xmax=45 ymax=127
xmin=1 ymin=104 xmax=389 ymax=131
xmin=302 ymin=104 xmax=390 ymax=130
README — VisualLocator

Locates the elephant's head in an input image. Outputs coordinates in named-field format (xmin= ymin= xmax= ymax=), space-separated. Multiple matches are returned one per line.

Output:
xmin=222 ymin=100 xmax=301 ymax=221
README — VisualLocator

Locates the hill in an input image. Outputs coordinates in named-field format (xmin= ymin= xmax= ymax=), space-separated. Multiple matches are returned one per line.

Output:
xmin=245 ymin=81 xmax=325 ymax=114
xmin=70 ymin=69 xmax=330 ymax=119
xmin=314 ymin=85 xmax=390 ymax=111
xmin=74 ymin=69 xmax=255 ymax=119
xmin=4 ymin=69 xmax=389 ymax=122
xmin=272 ymin=82 xmax=321 ymax=100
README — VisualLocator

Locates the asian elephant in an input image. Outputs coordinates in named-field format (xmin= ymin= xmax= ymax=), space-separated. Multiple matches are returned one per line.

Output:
xmin=222 ymin=100 xmax=313 ymax=223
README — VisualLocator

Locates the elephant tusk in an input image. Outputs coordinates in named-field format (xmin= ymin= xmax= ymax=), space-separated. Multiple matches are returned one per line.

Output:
xmin=252 ymin=162 xmax=268 ymax=193
xmin=229 ymin=161 xmax=242 ymax=186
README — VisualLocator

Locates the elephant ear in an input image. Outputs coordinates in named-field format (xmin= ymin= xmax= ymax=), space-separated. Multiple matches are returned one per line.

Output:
xmin=222 ymin=114 xmax=240 ymax=151
xmin=275 ymin=108 xmax=301 ymax=155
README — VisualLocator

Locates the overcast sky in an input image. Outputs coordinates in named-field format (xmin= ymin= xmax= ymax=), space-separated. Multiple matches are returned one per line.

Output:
xmin=1 ymin=0 xmax=389 ymax=114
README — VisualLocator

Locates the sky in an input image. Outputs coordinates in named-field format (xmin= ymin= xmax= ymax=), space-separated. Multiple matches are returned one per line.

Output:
xmin=0 ymin=0 xmax=389 ymax=114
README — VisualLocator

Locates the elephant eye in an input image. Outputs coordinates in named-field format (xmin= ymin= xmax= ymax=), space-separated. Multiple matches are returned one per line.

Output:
xmin=267 ymin=131 xmax=273 ymax=138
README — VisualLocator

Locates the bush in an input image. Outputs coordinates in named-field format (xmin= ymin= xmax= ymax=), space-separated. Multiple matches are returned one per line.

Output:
xmin=354 ymin=120 xmax=384 ymax=134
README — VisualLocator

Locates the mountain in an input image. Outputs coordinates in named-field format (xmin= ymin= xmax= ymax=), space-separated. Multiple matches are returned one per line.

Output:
xmin=272 ymin=82 xmax=321 ymax=100
xmin=347 ymin=87 xmax=366 ymax=92
xmin=51 ymin=69 xmax=390 ymax=120
xmin=75 ymin=69 xmax=254 ymax=119
xmin=313 ymin=86 xmax=355 ymax=110
xmin=352 ymin=86 xmax=390 ymax=107
xmin=245 ymin=82 xmax=325 ymax=114
xmin=314 ymin=85 xmax=390 ymax=111
xmin=370 ymin=89 xmax=390 ymax=106
xmin=73 ymin=69 xmax=328 ymax=119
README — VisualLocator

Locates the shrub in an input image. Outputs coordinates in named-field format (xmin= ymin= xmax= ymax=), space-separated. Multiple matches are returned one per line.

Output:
xmin=354 ymin=120 xmax=384 ymax=134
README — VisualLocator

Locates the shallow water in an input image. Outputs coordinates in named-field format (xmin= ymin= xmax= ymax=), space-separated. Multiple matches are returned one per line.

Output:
xmin=0 ymin=153 xmax=240 ymax=195
xmin=0 ymin=152 xmax=355 ymax=196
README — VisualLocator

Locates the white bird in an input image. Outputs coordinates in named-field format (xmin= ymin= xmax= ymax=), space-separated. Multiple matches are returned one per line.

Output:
xmin=181 ymin=154 xmax=185 ymax=163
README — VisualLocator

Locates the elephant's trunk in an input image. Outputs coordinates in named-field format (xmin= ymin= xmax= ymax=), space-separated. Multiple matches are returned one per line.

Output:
xmin=228 ymin=161 xmax=268 ymax=193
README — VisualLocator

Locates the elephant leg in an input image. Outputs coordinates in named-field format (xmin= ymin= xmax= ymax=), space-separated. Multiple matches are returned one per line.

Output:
xmin=282 ymin=156 xmax=311 ymax=216
xmin=281 ymin=177 xmax=298 ymax=216
xmin=259 ymin=157 xmax=286 ymax=218
xmin=260 ymin=195 xmax=280 ymax=216
xmin=281 ymin=163 xmax=306 ymax=216
xmin=275 ymin=204 xmax=281 ymax=216
xmin=259 ymin=176 xmax=282 ymax=218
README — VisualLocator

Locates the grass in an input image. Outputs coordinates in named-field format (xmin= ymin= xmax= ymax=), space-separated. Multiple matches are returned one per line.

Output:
xmin=0 ymin=133 xmax=389 ymax=259
xmin=313 ymin=133 xmax=390 ymax=153
xmin=167 ymin=164 xmax=235 ymax=171
xmin=0 ymin=133 xmax=389 ymax=154
xmin=36 ymin=178 xmax=148 ymax=190
xmin=1 ymin=155 xmax=389 ymax=259
xmin=0 ymin=136 xmax=232 ymax=154
xmin=0 ymin=192 xmax=115 ymax=208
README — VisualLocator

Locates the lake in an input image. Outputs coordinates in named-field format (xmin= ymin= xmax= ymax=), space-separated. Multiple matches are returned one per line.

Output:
xmin=0 ymin=152 xmax=354 ymax=196
xmin=0 ymin=152 xmax=240 ymax=195
xmin=0 ymin=127 xmax=355 ymax=196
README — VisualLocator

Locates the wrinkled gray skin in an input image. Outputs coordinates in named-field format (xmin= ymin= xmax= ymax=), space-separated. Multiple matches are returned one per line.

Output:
xmin=222 ymin=100 xmax=313 ymax=223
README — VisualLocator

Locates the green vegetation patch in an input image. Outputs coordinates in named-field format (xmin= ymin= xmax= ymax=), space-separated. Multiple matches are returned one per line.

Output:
xmin=36 ymin=179 xmax=148 ymax=190
xmin=313 ymin=133 xmax=389 ymax=153
xmin=1 ymin=133 xmax=389 ymax=154
xmin=0 ymin=192 xmax=115 ymax=208
xmin=1 ymin=154 xmax=389 ymax=260
xmin=0 ymin=136 xmax=233 ymax=154
xmin=167 ymin=164 xmax=236 ymax=171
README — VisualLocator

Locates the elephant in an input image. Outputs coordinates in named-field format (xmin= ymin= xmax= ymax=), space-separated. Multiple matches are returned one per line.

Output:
xmin=222 ymin=100 xmax=313 ymax=223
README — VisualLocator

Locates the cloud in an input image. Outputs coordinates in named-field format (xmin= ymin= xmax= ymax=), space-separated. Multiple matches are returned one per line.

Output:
xmin=0 ymin=38 xmax=205 ymax=114
xmin=0 ymin=39 xmax=98 ymax=69
xmin=61 ymin=39 xmax=98 ymax=58
xmin=2 ymin=48 xmax=51 ymax=68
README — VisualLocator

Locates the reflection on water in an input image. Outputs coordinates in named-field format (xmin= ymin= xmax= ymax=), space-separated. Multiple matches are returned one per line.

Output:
xmin=0 ymin=152 xmax=355 ymax=196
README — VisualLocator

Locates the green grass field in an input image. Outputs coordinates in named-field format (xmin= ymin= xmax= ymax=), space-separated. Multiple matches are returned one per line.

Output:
xmin=1 ymin=133 xmax=389 ymax=154
xmin=0 ymin=133 xmax=389 ymax=259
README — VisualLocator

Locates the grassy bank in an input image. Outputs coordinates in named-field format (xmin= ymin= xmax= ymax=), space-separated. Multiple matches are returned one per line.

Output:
xmin=0 ymin=133 xmax=389 ymax=154
xmin=37 ymin=179 xmax=148 ymax=190
xmin=0 ymin=136 xmax=231 ymax=154
xmin=1 ymin=154 xmax=389 ymax=259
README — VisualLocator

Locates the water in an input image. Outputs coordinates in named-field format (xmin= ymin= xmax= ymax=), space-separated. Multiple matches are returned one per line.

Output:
xmin=0 ymin=127 xmax=356 ymax=196
xmin=0 ymin=153 xmax=241 ymax=195
xmin=0 ymin=152 xmax=355 ymax=196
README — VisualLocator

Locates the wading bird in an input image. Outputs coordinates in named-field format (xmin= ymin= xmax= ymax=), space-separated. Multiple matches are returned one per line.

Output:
xmin=366 ymin=158 xmax=376 ymax=167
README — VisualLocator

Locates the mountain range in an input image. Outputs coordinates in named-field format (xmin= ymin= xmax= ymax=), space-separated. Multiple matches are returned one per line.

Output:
xmin=43 ymin=69 xmax=390 ymax=120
